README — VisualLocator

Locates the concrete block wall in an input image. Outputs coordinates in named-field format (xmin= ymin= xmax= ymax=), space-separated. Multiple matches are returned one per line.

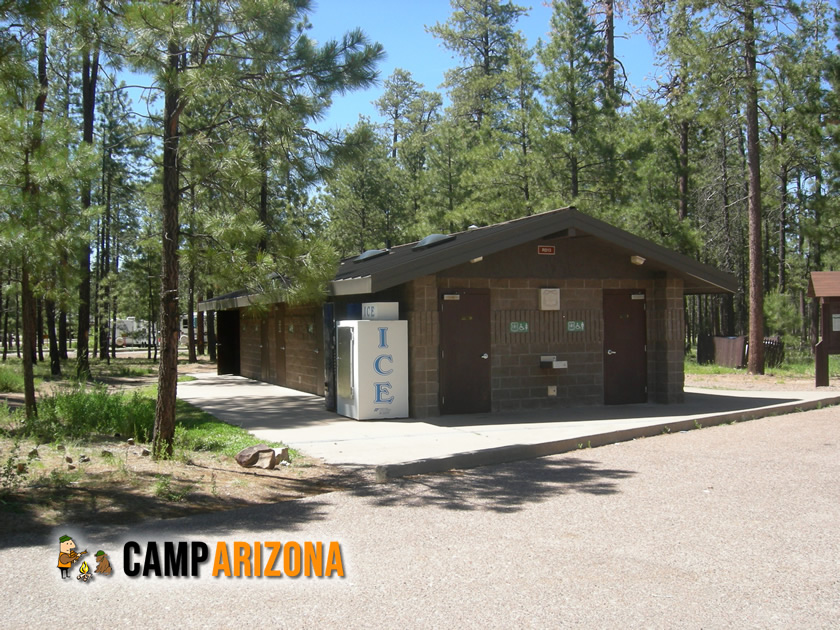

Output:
xmin=239 ymin=313 xmax=263 ymax=382
xmin=234 ymin=305 xmax=324 ymax=396
xmin=441 ymin=277 xmax=612 ymax=412
xmin=399 ymin=275 xmax=687 ymax=415
xmin=284 ymin=306 xmax=324 ymax=396
xmin=648 ymin=277 xmax=685 ymax=404
xmin=403 ymin=276 xmax=440 ymax=417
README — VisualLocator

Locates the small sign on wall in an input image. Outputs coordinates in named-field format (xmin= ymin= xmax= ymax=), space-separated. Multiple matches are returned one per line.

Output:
xmin=539 ymin=288 xmax=560 ymax=311
xmin=833 ymin=314 xmax=840 ymax=332
xmin=510 ymin=321 xmax=529 ymax=333
xmin=537 ymin=245 xmax=556 ymax=255
xmin=567 ymin=321 xmax=585 ymax=332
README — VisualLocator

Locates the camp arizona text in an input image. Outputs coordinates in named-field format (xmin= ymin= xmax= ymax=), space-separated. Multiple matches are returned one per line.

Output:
xmin=123 ymin=540 xmax=344 ymax=578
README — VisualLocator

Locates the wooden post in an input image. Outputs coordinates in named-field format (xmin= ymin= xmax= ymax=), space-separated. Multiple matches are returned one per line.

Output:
xmin=815 ymin=341 xmax=828 ymax=387
xmin=815 ymin=297 xmax=831 ymax=387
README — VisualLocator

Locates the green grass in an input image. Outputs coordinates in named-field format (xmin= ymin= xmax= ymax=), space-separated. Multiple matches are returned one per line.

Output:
xmin=684 ymin=360 xmax=737 ymax=375
xmin=0 ymin=365 xmax=25 ymax=393
xmin=13 ymin=384 xmax=157 ymax=443
xmin=0 ymin=355 xmax=204 ymax=387
xmin=685 ymin=352 xmax=840 ymax=378
xmin=173 ymin=398 xmax=285 ymax=457
xmin=152 ymin=473 xmax=195 ymax=502
xmin=0 ymin=384 xmax=285 ymax=460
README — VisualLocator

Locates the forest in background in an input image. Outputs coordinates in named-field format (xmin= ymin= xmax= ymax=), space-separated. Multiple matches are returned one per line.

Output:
xmin=1 ymin=0 xmax=838 ymax=453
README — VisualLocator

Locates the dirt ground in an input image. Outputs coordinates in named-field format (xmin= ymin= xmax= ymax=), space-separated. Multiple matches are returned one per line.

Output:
xmin=0 ymin=360 xmax=366 ymax=534
xmin=2 ymin=364 xmax=837 ymax=534
xmin=0 ymin=435 xmax=364 ymax=535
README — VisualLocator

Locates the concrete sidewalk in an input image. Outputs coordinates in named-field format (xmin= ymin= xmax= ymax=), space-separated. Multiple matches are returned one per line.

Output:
xmin=178 ymin=373 xmax=840 ymax=480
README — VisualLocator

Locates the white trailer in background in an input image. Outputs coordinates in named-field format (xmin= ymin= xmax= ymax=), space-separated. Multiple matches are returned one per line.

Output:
xmin=114 ymin=317 xmax=150 ymax=347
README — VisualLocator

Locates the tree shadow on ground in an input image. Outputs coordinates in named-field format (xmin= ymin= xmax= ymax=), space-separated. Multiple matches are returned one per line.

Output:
xmin=2 ymin=456 xmax=634 ymax=550
xmin=351 ymin=455 xmax=636 ymax=513
xmin=0 ymin=465 xmax=370 ymax=551
xmin=1 ymin=495 xmax=334 ymax=551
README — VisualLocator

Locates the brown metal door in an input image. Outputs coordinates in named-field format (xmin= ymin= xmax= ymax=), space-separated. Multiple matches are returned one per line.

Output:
xmin=439 ymin=290 xmax=491 ymax=414
xmin=275 ymin=306 xmax=286 ymax=387
xmin=216 ymin=310 xmax=240 ymax=375
xmin=603 ymin=290 xmax=647 ymax=404
xmin=260 ymin=317 xmax=272 ymax=383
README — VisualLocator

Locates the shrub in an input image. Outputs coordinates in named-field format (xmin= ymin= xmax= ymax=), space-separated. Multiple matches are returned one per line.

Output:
xmin=764 ymin=290 xmax=801 ymax=337
xmin=24 ymin=385 xmax=155 ymax=443
xmin=0 ymin=365 xmax=25 ymax=394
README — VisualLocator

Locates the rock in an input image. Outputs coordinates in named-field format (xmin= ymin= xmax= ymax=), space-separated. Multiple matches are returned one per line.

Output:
xmin=67 ymin=464 xmax=76 ymax=471
xmin=235 ymin=444 xmax=275 ymax=468
xmin=127 ymin=438 xmax=135 ymax=446
xmin=79 ymin=455 xmax=90 ymax=463
xmin=16 ymin=462 xmax=27 ymax=474
xmin=65 ymin=456 xmax=73 ymax=464
xmin=28 ymin=448 xmax=39 ymax=460
xmin=101 ymin=450 xmax=113 ymax=458
xmin=273 ymin=447 xmax=290 ymax=463
xmin=141 ymin=448 xmax=151 ymax=457
xmin=254 ymin=450 xmax=276 ymax=470
xmin=56 ymin=444 xmax=65 ymax=452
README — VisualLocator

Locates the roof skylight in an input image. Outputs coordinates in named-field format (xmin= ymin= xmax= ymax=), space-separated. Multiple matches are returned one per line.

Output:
xmin=353 ymin=249 xmax=389 ymax=263
xmin=413 ymin=233 xmax=456 ymax=250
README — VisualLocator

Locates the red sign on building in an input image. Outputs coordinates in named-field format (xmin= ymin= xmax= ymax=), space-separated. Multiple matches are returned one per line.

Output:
xmin=537 ymin=245 xmax=555 ymax=255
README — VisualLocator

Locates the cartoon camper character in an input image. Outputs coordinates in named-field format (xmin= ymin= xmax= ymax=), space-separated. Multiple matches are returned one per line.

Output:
xmin=94 ymin=550 xmax=113 ymax=576
xmin=57 ymin=535 xmax=87 ymax=579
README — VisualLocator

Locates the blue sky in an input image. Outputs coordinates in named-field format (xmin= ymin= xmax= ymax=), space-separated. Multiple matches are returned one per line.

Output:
xmin=306 ymin=0 xmax=658 ymax=131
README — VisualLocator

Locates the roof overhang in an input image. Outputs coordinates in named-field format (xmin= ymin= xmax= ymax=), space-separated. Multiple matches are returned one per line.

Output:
xmin=328 ymin=275 xmax=374 ymax=297
xmin=198 ymin=291 xmax=265 ymax=312
xmin=808 ymin=272 xmax=840 ymax=299
xmin=329 ymin=207 xmax=737 ymax=297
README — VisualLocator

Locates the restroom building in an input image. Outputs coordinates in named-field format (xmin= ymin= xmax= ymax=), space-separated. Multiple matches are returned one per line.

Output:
xmin=200 ymin=207 xmax=736 ymax=418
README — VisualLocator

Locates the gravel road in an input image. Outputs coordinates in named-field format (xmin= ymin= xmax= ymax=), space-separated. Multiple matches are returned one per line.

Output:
xmin=5 ymin=406 xmax=838 ymax=629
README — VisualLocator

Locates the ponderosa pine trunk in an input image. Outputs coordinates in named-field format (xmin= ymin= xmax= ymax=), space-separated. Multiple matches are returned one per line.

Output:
xmin=206 ymin=290 xmax=216 ymax=363
xmin=21 ymin=261 xmax=37 ymax=418
xmin=197 ymin=303 xmax=205 ymax=356
xmin=46 ymin=297 xmax=60 ymax=376
xmin=187 ymin=266 xmax=196 ymax=363
xmin=76 ymin=39 xmax=99 ymax=379
xmin=153 ymin=37 xmax=183 ymax=459
xmin=20 ymin=28 xmax=49 ymax=419
xmin=678 ymin=121 xmax=689 ymax=221
xmin=744 ymin=3 xmax=764 ymax=374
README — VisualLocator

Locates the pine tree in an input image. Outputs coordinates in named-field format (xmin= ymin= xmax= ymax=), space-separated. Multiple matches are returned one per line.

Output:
xmin=539 ymin=0 xmax=606 ymax=204
xmin=375 ymin=69 xmax=442 ymax=236
xmin=428 ymin=0 xmax=527 ymax=128
xmin=470 ymin=33 xmax=544 ymax=221
xmin=325 ymin=121 xmax=401 ymax=256
xmin=121 ymin=0 xmax=382 ymax=457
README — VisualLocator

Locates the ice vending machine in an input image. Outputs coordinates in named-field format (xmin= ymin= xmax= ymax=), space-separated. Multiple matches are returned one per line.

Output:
xmin=336 ymin=318 xmax=408 ymax=420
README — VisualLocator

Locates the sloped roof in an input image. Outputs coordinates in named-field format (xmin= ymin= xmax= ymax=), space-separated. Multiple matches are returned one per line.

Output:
xmin=198 ymin=273 xmax=291 ymax=312
xmin=197 ymin=289 xmax=253 ymax=312
xmin=807 ymin=272 xmax=840 ymax=298
xmin=330 ymin=207 xmax=737 ymax=296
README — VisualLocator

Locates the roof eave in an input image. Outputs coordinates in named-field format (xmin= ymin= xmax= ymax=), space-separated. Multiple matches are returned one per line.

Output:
xmin=328 ymin=275 xmax=374 ymax=297
xmin=198 ymin=294 xmax=263 ymax=312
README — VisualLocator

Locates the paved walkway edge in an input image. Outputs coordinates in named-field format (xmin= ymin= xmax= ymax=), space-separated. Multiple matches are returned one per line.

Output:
xmin=374 ymin=395 xmax=840 ymax=482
